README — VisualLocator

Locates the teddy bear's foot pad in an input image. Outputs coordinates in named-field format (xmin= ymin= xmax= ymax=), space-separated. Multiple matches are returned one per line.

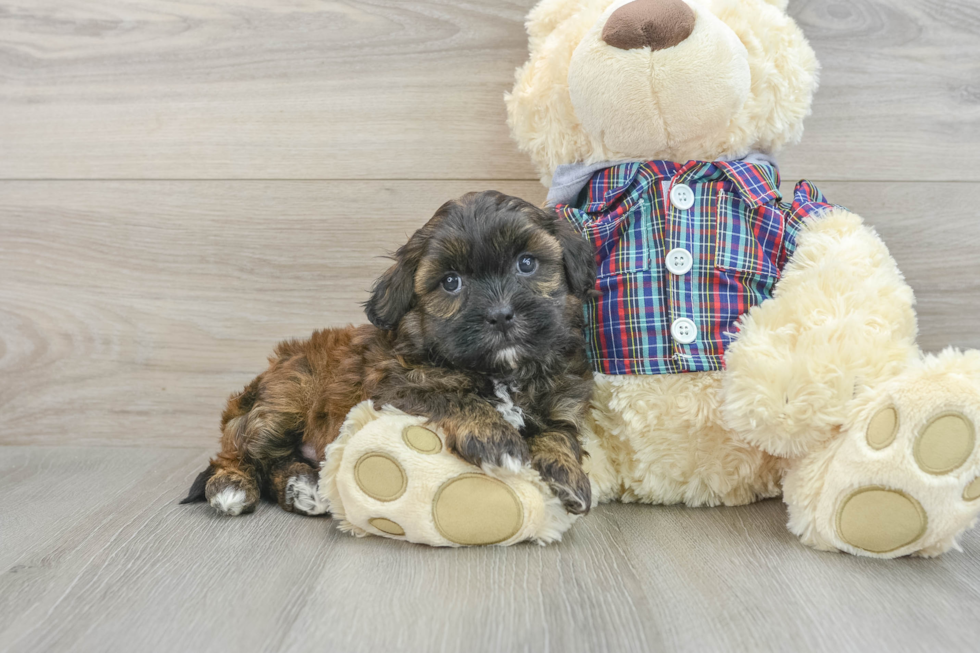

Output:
xmin=836 ymin=405 xmax=979 ymax=555
xmin=912 ymin=412 xmax=975 ymax=475
xmin=837 ymin=487 xmax=927 ymax=554
xmin=817 ymin=359 xmax=980 ymax=557
xmin=432 ymin=474 xmax=524 ymax=545
xmin=320 ymin=402 xmax=580 ymax=547
xmin=354 ymin=453 xmax=407 ymax=502
xmin=965 ymin=476 xmax=980 ymax=501
xmin=368 ymin=517 xmax=405 ymax=536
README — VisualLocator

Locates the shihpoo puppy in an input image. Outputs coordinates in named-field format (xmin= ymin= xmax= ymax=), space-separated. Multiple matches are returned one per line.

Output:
xmin=182 ymin=190 xmax=596 ymax=517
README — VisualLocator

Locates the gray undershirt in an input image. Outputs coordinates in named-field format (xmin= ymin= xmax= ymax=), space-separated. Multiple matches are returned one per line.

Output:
xmin=545 ymin=151 xmax=778 ymax=207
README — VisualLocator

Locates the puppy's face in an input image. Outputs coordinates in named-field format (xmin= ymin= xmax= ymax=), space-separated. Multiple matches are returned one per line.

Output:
xmin=366 ymin=191 xmax=595 ymax=374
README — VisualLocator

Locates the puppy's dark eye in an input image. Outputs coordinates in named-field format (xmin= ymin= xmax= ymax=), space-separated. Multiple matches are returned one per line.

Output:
xmin=441 ymin=272 xmax=462 ymax=293
xmin=516 ymin=254 xmax=537 ymax=275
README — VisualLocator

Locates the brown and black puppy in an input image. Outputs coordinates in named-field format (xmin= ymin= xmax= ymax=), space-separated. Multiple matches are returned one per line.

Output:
xmin=182 ymin=190 xmax=597 ymax=518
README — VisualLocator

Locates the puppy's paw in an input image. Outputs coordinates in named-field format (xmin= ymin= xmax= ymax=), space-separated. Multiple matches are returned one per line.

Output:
xmin=533 ymin=457 xmax=592 ymax=515
xmin=450 ymin=424 xmax=530 ymax=472
xmin=284 ymin=472 xmax=331 ymax=516
xmin=205 ymin=472 xmax=260 ymax=516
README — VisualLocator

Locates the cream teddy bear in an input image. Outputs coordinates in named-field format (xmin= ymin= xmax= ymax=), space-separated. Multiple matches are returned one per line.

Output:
xmin=319 ymin=0 xmax=980 ymax=558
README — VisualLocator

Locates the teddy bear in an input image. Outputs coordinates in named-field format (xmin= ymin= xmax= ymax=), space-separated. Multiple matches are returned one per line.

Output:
xmin=317 ymin=0 xmax=980 ymax=558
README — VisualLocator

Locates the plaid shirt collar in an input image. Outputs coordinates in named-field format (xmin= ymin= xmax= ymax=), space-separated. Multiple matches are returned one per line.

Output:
xmin=579 ymin=159 xmax=782 ymax=213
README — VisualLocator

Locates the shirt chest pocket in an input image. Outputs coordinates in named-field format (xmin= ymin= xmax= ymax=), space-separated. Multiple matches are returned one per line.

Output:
xmin=713 ymin=195 xmax=783 ymax=280
xmin=558 ymin=166 xmax=652 ymax=278
xmin=580 ymin=202 xmax=652 ymax=277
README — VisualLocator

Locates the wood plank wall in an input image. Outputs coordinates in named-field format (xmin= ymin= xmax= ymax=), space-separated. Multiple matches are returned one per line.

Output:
xmin=1 ymin=0 xmax=978 ymax=447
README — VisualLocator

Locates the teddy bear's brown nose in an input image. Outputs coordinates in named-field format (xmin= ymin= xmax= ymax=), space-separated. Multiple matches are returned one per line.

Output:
xmin=601 ymin=0 xmax=696 ymax=51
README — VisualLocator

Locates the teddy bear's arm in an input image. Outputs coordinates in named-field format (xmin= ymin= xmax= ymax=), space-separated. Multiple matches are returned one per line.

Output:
xmin=721 ymin=208 xmax=918 ymax=458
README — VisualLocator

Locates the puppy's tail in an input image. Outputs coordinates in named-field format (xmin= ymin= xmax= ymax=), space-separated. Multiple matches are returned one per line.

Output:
xmin=179 ymin=463 xmax=216 ymax=504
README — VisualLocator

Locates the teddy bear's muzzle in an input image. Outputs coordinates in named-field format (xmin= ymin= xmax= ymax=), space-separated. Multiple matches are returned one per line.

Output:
xmin=601 ymin=0 xmax=696 ymax=52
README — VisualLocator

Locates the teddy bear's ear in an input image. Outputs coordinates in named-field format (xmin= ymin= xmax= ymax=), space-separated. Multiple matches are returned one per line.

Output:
xmin=525 ymin=0 xmax=596 ymax=44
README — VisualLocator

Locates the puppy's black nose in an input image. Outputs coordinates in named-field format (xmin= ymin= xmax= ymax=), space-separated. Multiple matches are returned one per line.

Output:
xmin=486 ymin=305 xmax=515 ymax=333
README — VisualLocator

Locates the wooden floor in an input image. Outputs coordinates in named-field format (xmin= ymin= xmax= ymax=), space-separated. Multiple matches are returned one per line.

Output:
xmin=1 ymin=446 xmax=979 ymax=653
xmin=1 ymin=1 xmax=980 ymax=651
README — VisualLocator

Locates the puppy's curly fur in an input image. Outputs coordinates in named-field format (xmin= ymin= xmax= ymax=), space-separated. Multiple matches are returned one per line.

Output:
xmin=182 ymin=191 xmax=597 ymax=516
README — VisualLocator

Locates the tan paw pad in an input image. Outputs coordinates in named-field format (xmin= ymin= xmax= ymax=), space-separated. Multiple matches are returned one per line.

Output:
xmin=354 ymin=453 xmax=407 ymax=502
xmin=913 ymin=412 xmax=976 ymax=475
xmin=837 ymin=487 xmax=927 ymax=554
xmin=402 ymin=425 xmax=442 ymax=454
xmin=369 ymin=517 xmax=405 ymax=536
xmin=432 ymin=474 xmax=523 ymax=546
xmin=866 ymin=406 xmax=899 ymax=450
xmin=964 ymin=477 xmax=980 ymax=502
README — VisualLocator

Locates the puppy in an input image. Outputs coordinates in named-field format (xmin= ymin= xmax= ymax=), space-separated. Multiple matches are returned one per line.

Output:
xmin=182 ymin=190 xmax=597 ymax=517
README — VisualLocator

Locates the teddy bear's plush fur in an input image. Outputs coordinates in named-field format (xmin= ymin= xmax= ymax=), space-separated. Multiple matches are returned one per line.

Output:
xmin=311 ymin=0 xmax=980 ymax=557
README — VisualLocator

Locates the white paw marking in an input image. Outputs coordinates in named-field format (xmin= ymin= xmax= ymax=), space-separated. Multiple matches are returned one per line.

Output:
xmin=493 ymin=380 xmax=525 ymax=429
xmin=210 ymin=487 xmax=247 ymax=516
xmin=286 ymin=475 xmax=330 ymax=515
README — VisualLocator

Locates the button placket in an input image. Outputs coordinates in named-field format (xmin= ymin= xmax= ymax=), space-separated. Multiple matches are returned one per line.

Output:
xmin=666 ymin=177 xmax=698 ymax=361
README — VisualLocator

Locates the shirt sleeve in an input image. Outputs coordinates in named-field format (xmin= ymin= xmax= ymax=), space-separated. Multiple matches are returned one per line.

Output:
xmin=779 ymin=180 xmax=842 ymax=267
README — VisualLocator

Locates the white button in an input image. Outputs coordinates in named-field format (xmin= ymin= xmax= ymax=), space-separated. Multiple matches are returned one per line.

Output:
xmin=665 ymin=248 xmax=693 ymax=275
xmin=671 ymin=318 xmax=698 ymax=344
xmin=670 ymin=183 xmax=695 ymax=210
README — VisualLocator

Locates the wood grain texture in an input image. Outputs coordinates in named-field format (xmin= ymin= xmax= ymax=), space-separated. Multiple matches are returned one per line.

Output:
xmin=780 ymin=0 xmax=980 ymax=182
xmin=1 ymin=179 xmax=977 ymax=448
xmin=1 ymin=0 xmax=979 ymax=181
xmin=1 ymin=447 xmax=978 ymax=653
xmin=0 ymin=0 xmax=539 ymax=180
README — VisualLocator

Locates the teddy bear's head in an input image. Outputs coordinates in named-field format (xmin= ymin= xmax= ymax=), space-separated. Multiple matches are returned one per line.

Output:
xmin=506 ymin=0 xmax=818 ymax=184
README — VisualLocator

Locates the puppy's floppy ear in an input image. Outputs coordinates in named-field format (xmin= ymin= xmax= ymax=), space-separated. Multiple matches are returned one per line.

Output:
xmin=365 ymin=200 xmax=453 ymax=330
xmin=535 ymin=206 xmax=596 ymax=300
xmin=556 ymin=217 xmax=597 ymax=299
xmin=364 ymin=230 xmax=427 ymax=331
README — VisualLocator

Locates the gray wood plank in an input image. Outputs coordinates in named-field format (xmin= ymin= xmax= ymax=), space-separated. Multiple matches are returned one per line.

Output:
xmin=0 ymin=0 xmax=539 ymax=180
xmin=781 ymin=0 xmax=980 ymax=182
xmin=1 ymin=0 xmax=978 ymax=181
xmin=1 ymin=180 xmax=977 ymax=448
xmin=0 ymin=446 xmax=978 ymax=653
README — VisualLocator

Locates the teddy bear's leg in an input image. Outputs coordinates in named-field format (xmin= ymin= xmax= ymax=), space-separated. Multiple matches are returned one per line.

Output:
xmin=318 ymin=402 xmax=579 ymax=546
xmin=722 ymin=208 xmax=980 ymax=556
xmin=784 ymin=350 xmax=980 ymax=557
xmin=586 ymin=372 xmax=784 ymax=507
xmin=722 ymin=209 xmax=919 ymax=458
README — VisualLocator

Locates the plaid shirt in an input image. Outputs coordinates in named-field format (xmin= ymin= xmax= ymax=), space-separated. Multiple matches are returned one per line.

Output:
xmin=555 ymin=160 xmax=838 ymax=375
